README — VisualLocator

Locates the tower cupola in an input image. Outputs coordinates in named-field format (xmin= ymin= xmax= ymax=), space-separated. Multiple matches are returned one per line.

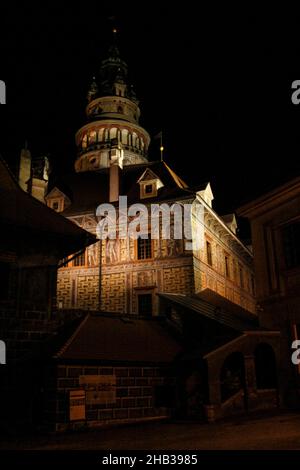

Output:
xmin=75 ymin=34 xmax=150 ymax=173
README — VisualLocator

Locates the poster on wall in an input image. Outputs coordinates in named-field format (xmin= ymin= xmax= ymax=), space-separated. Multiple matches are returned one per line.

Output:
xmin=79 ymin=375 xmax=116 ymax=405
xmin=69 ymin=390 xmax=86 ymax=421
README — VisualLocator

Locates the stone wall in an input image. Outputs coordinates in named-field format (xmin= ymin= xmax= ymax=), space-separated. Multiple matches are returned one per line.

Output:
xmin=45 ymin=364 xmax=177 ymax=431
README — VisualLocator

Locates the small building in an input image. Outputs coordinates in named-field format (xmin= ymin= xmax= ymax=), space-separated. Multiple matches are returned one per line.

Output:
xmin=45 ymin=313 xmax=182 ymax=431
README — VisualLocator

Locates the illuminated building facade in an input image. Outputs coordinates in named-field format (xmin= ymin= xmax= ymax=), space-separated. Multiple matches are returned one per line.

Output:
xmin=44 ymin=43 xmax=256 ymax=317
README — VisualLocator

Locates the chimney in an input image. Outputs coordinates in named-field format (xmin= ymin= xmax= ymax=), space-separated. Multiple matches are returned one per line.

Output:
xmin=18 ymin=142 xmax=31 ymax=192
xmin=109 ymin=138 xmax=123 ymax=203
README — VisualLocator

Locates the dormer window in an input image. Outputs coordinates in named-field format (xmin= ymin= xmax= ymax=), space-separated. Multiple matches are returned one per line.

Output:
xmin=50 ymin=198 xmax=64 ymax=212
xmin=140 ymin=182 xmax=157 ymax=199
xmin=45 ymin=187 xmax=71 ymax=213
xmin=137 ymin=168 xmax=164 ymax=200
xmin=145 ymin=184 xmax=153 ymax=194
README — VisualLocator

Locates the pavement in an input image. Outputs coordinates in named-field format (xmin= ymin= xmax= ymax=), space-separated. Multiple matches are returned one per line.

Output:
xmin=1 ymin=411 xmax=300 ymax=450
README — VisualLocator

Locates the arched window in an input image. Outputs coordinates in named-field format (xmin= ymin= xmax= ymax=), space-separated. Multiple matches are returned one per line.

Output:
xmin=89 ymin=130 xmax=97 ymax=144
xmin=82 ymin=134 xmax=87 ymax=149
xmin=98 ymin=128 xmax=104 ymax=142
xmin=121 ymin=129 xmax=128 ymax=145
xmin=110 ymin=128 xmax=117 ymax=140
xmin=117 ymin=105 xmax=123 ymax=113
xmin=132 ymin=132 xmax=137 ymax=147
xmin=255 ymin=343 xmax=277 ymax=389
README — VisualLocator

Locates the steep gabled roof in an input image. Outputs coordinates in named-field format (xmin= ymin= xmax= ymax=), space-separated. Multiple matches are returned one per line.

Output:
xmin=54 ymin=313 xmax=183 ymax=364
xmin=48 ymin=161 xmax=207 ymax=216
xmin=0 ymin=156 xmax=96 ymax=255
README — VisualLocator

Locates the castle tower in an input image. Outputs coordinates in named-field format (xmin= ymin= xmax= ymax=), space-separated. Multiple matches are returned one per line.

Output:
xmin=18 ymin=144 xmax=49 ymax=202
xmin=74 ymin=33 xmax=150 ymax=173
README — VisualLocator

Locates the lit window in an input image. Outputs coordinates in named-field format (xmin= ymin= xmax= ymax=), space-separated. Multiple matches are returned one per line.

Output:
xmin=82 ymin=134 xmax=87 ymax=149
xmin=137 ymin=237 xmax=152 ymax=260
xmin=206 ymin=241 xmax=213 ymax=266
xmin=282 ymin=222 xmax=300 ymax=269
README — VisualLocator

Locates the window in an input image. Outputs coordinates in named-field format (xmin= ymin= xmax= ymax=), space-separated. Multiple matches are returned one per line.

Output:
xmin=282 ymin=222 xmax=300 ymax=269
xmin=225 ymin=255 xmax=230 ymax=278
xmin=140 ymin=182 xmax=157 ymax=199
xmin=239 ymin=265 xmax=244 ymax=288
xmin=138 ymin=293 xmax=152 ymax=317
xmin=206 ymin=241 xmax=212 ymax=266
xmin=50 ymin=199 xmax=63 ymax=212
xmin=73 ymin=250 xmax=86 ymax=266
xmin=137 ymin=237 xmax=152 ymax=260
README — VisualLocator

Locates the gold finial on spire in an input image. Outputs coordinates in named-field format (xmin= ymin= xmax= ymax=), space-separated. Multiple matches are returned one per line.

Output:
xmin=159 ymin=132 xmax=164 ymax=162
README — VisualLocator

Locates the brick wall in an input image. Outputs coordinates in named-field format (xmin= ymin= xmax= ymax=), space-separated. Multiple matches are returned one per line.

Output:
xmin=0 ymin=308 xmax=61 ymax=360
xmin=48 ymin=365 xmax=176 ymax=431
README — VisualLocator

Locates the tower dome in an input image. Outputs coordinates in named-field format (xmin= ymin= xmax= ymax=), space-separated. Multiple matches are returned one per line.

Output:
xmin=75 ymin=38 xmax=150 ymax=173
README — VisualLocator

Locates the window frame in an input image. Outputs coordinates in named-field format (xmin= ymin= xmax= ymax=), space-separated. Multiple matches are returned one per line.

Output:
xmin=136 ymin=236 xmax=153 ymax=261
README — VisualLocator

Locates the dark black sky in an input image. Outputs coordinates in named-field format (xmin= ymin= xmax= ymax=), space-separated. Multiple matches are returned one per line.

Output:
xmin=1 ymin=4 xmax=300 ymax=215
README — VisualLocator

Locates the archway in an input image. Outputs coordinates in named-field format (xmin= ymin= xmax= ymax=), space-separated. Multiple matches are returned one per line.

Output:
xmin=176 ymin=359 xmax=208 ymax=420
xmin=255 ymin=343 xmax=277 ymax=389
xmin=220 ymin=352 xmax=245 ymax=403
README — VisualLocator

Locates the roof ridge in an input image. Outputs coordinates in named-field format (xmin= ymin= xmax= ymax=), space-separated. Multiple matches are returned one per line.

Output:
xmin=162 ymin=161 xmax=188 ymax=189
xmin=0 ymin=154 xmax=21 ymax=190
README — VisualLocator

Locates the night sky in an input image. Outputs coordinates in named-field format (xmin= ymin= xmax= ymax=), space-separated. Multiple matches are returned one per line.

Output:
xmin=1 ymin=5 xmax=300 ymax=217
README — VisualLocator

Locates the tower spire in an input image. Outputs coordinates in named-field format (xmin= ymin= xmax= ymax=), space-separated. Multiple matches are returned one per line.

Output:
xmin=75 ymin=38 xmax=150 ymax=172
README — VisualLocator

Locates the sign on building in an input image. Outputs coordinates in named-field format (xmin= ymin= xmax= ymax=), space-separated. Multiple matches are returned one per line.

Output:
xmin=79 ymin=375 xmax=116 ymax=405
xmin=69 ymin=390 xmax=86 ymax=421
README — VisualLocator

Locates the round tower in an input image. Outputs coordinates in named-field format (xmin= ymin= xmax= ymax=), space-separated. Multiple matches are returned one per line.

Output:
xmin=75 ymin=37 xmax=150 ymax=173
